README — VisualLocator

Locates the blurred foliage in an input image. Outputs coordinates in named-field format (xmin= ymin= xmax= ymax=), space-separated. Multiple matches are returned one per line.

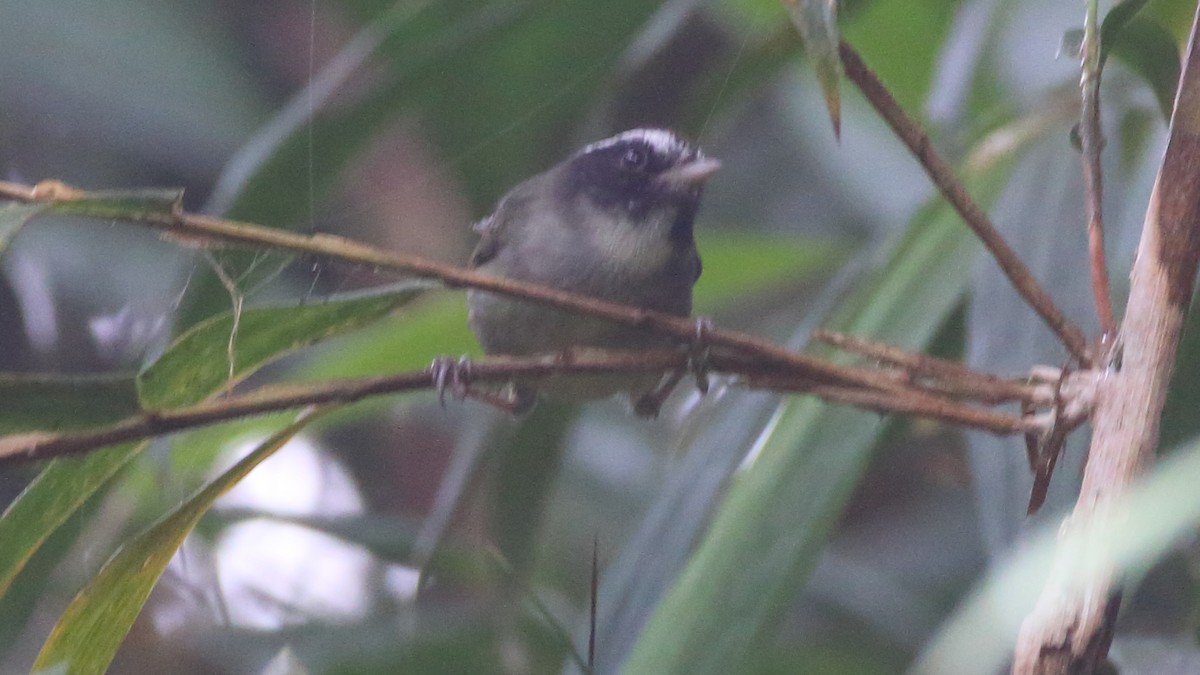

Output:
xmin=1 ymin=0 xmax=1199 ymax=674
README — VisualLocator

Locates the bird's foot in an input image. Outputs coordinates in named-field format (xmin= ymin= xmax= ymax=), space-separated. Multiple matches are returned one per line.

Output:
xmin=633 ymin=370 xmax=686 ymax=418
xmin=431 ymin=356 xmax=473 ymax=406
xmin=633 ymin=317 xmax=715 ymax=417
xmin=430 ymin=356 xmax=537 ymax=415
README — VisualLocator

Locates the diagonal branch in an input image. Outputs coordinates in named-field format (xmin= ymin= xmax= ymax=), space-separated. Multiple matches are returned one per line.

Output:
xmin=814 ymin=329 xmax=1049 ymax=405
xmin=838 ymin=41 xmax=1093 ymax=366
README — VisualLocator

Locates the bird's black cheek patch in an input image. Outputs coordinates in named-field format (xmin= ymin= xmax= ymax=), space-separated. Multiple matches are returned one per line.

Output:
xmin=564 ymin=171 xmax=654 ymax=221
xmin=669 ymin=199 xmax=699 ymax=246
xmin=564 ymin=148 xmax=648 ymax=207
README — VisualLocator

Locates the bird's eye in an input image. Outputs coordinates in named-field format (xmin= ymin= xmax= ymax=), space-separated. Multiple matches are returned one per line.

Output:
xmin=620 ymin=147 xmax=648 ymax=171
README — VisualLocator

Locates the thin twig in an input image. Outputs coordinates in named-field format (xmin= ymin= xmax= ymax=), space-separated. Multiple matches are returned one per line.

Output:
xmin=0 ymin=349 xmax=1036 ymax=464
xmin=1080 ymin=0 xmax=1117 ymax=339
xmin=201 ymin=251 xmax=243 ymax=391
xmin=838 ymin=41 xmax=1093 ymax=366
xmin=813 ymin=329 xmax=1047 ymax=405
xmin=747 ymin=375 xmax=1031 ymax=435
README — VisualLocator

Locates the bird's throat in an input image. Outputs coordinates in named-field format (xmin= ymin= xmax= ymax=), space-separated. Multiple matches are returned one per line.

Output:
xmin=588 ymin=213 xmax=675 ymax=274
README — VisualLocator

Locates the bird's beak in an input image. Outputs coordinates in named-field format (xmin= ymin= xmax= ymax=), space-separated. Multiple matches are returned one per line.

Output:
xmin=658 ymin=157 xmax=721 ymax=188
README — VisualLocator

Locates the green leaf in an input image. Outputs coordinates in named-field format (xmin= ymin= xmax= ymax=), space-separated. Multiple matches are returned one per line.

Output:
xmin=0 ymin=478 xmax=102 ymax=658
xmin=12 ymin=282 xmax=432 ymax=667
xmin=1 ymin=189 xmax=181 ymax=259
xmin=150 ymin=294 xmax=473 ymax=498
xmin=783 ymin=0 xmax=842 ymax=136
xmin=621 ymin=112 xmax=1048 ymax=674
xmin=44 ymin=189 xmax=183 ymax=222
xmin=840 ymin=0 xmax=957 ymax=114
xmin=1141 ymin=0 xmax=1198 ymax=45
xmin=32 ymin=411 xmax=321 ymax=675
xmin=1099 ymin=0 xmax=1151 ymax=65
xmin=0 ymin=287 xmax=425 ymax=643
xmin=138 ymin=282 xmax=430 ymax=409
xmin=0 ymin=445 xmax=141 ymax=600
xmin=0 ymin=373 xmax=140 ymax=435
xmin=0 ymin=353 xmax=143 ymax=644
xmin=296 ymin=294 xmax=477 ymax=381
xmin=1108 ymin=16 xmax=1184 ymax=120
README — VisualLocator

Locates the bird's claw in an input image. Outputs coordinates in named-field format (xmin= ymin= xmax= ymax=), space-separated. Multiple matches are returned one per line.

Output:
xmin=689 ymin=316 xmax=713 ymax=395
xmin=431 ymin=356 xmax=537 ymax=415
xmin=431 ymin=356 xmax=473 ymax=407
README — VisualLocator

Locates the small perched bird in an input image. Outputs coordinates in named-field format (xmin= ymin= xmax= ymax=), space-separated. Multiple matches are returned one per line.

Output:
xmin=466 ymin=128 xmax=720 ymax=413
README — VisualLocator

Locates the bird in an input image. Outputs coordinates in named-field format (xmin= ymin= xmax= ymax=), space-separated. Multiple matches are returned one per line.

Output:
xmin=464 ymin=128 xmax=719 ymax=413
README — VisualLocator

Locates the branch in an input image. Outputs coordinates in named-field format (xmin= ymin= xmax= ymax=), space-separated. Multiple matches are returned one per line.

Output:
xmin=0 ymin=179 xmax=912 ymax=393
xmin=0 ymin=349 xmax=1039 ymax=464
xmin=838 ymin=41 xmax=1093 ymax=365
xmin=814 ymin=329 xmax=1050 ymax=405
xmin=1079 ymin=0 xmax=1117 ymax=338
xmin=1014 ymin=4 xmax=1200 ymax=670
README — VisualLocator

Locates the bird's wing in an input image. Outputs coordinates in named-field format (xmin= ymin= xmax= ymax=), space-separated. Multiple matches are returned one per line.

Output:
xmin=468 ymin=182 xmax=539 ymax=269
xmin=469 ymin=213 xmax=502 ymax=268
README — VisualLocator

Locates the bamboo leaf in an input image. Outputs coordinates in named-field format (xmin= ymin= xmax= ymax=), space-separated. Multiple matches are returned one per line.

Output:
xmin=0 ymin=374 xmax=140 ymax=435
xmin=138 ymin=283 xmax=431 ymax=409
xmin=1099 ymin=0 xmax=1151 ymax=65
xmin=783 ymin=0 xmax=842 ymax=136
xmin=0 ymin=287 xmax=426 ymax=641
xmin=0 ymin=446 xmax=141 ymax=600
xmin=45 ymin=189 xmax=183 ymax=221
xmin=1108 ymin=17 xmax=1184 ymax=121
xmin=32 ymin=410 xmax=322 ymax=675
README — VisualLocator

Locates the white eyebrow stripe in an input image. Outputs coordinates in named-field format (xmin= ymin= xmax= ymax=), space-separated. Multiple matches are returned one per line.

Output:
xmin=580 ymin=128 xmax=687 ymax=156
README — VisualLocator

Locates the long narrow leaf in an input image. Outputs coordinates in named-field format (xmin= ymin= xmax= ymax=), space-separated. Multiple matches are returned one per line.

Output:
xmin=138 ymin=282 xmax=431 ymax=409
xmin=32 ymin=409 xmax=324 ymax=675
xmin=0 ymin=285 xmax=429 ymax=637
xmin=0 ymin=374 xmax=139 ymax=435
xmin=0 ymin=446 xmax=141 ymax=599
xmin=783 ymin=0 xmax=842 ymax=135
xmin=1 ymin=189 xmax=180 ymax=256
